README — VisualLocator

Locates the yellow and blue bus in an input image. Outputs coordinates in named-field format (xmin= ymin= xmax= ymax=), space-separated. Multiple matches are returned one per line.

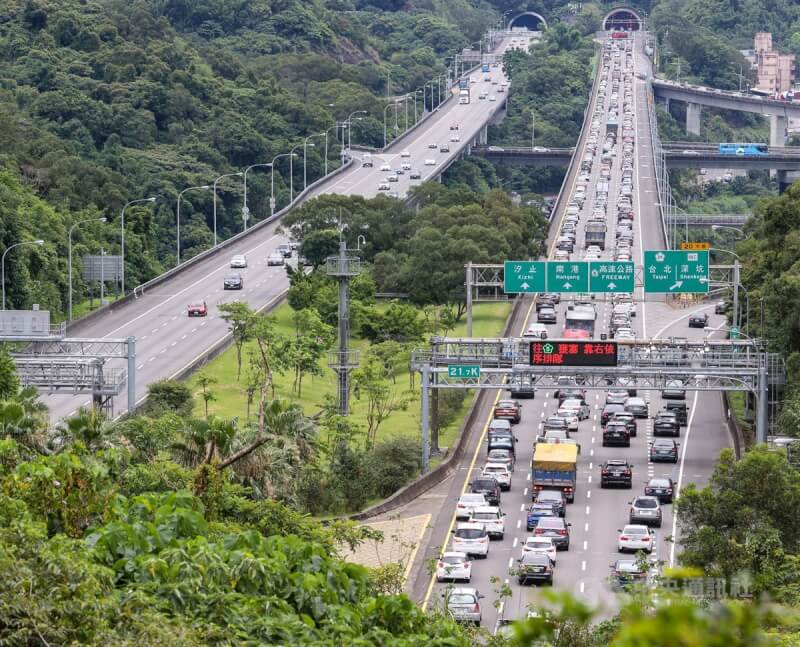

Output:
xmin=718 ymin=143 xmax=769 ymax=156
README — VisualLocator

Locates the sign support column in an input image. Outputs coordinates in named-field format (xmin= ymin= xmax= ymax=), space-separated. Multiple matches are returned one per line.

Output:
xmin=757 ymin=359 xmax=769 ymax=444
xmin=466 ymin=261 xmax=473 ymax=337
xmin=732 ymin=259 xmax=740 ymax=330
xmin=127 ymin=336 xmax=136 ymax=415
xmin=421 ymin=364 xmax=430 ymax=473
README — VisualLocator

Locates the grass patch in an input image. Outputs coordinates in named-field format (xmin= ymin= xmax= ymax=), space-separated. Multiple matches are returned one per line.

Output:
xmin=728 ymin=391 xmax=753 ymax=445
xmin=187 ymin=300 xmax=511 ymax=453
xmin=57 ymin=294 xmax=123 ymax=323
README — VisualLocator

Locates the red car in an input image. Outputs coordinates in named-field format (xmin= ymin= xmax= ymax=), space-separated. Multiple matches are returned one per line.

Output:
xmin=493 ymin=399 xmax=521 ymax=424
xmin=187 ymin=301 xmax=208 ymax=317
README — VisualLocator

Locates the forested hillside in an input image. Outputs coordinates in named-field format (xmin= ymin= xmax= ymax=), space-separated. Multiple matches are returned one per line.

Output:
xmin=0 ymin=0 xmax=493 ymax=315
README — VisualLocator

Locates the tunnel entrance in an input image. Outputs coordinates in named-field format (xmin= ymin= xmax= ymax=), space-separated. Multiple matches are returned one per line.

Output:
xmin=508 ymin=12 xmax=548 ymax=31
xmin=603 ymin=9 xmax=642 ymax=31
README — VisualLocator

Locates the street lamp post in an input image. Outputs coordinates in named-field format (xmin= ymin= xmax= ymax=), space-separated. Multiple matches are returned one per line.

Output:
xmin=288 ymin=144 xmax=305 ymax=204
xmin=711 ymin=247 xmax=742 ymax=332
xmin=68 ymin=218 xmax=106 ymax=321
xmin=531 ymin=110 xmax=535 ymax=149
xmin=270 ymin=152 xmax=297 ymax=216
xmin=213 ymin=172 xmax=243 ymax=247
xmin=176 ymin=184 xmax=211 ymax=266
xmin=345 ymin=110 xmax=368 ymax=154
xmin=2 ymin=240 xmax=44 ymax=310
xmin=243 ymin=163 xmax=273 ymax=232
xmin=383 ymin=102 xmax=401 ymax=147
xmin=303 ymin=133 xmax=327 ymax=190
xmin=120 ymin=197 xmax=156 ymax=296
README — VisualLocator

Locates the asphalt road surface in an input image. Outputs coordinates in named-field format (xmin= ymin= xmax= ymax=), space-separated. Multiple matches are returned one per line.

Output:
xmin=43 ymin=33 xmax=533 ymax=424
xmin=424 ymin=32 xmax=731 ymax=629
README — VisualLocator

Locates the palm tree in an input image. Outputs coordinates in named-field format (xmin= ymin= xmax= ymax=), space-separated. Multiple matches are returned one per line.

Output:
xmin=55 ymin=407 xmax=117 ymax=451
xmin=0 ymin=400 xmax=43 ymax=452
xmin=172 ymin=416 xmax=238 ymax=467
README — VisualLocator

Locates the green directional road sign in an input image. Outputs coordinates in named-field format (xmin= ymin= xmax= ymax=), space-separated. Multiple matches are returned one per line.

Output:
xmin=589 ymin=261 xmax=635 ymax=293
xmin=547 ymin=261 xmax=589 ymax=293
xmin=729 ymin=326 xmax=740 ymax=340
xmin=448 ymin=364 xmax=481 ymax=379
xmin=643 ymin=250 xmax=709 ymax=293
xmin=504 ymin=261 xmax=547 ymax=293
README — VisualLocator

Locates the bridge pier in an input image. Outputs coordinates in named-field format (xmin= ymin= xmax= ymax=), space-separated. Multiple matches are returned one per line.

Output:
xmin=770 ymin=114 xmax=787 ymax=148
xmin=777 ymin=169 xmax=797 ymax=193
xmin=478 ymin=124 xmax=488 ymax=145
xmin=686 ymin=102 xmax=702 ymax=136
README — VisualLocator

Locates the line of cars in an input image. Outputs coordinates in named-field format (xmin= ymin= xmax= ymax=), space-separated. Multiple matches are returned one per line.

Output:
xmin=188 ymin=244 xmax=296 ymax=317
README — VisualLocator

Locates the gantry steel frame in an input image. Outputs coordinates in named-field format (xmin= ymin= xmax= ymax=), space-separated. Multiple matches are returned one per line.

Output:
xmin=4 ymin=335 xmax=136 ymax=417
xmin=411 ymin=336 xmax=785 ymax=472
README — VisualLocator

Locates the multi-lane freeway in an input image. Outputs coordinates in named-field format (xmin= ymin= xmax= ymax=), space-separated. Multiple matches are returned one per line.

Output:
xmin=420 ymin=32 xmax=731 ymax=628
xmin=43 ymin=32 xmax=534 ymax=423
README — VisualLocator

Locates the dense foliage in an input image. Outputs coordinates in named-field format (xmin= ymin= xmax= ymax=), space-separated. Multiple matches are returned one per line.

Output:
xmin=0 ymin=0 xmax=495 ymax=315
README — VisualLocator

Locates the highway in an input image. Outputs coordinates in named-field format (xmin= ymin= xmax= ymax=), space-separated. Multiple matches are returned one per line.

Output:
xmin=423 ymin=32 xmax=731 ymax=627
xmin=42 ymin=32 xmax=533 ymax=423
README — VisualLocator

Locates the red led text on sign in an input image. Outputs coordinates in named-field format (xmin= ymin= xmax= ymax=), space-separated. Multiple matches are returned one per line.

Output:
xmin=529 ymin=341 xmax=618 ymax=367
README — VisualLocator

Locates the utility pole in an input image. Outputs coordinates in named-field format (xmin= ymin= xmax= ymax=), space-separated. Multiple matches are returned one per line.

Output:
xmin=531 ymin=110 xmax=535 ymax=149
xmin=326 ymin=234 xmax=361 ymax=415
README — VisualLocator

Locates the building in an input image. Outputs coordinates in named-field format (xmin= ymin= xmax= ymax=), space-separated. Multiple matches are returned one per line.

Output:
xmin=753 ymin=32 xmax=795 ymax=95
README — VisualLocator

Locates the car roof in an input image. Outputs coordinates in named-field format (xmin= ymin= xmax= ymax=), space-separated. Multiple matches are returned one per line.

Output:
xmin=623 ymin=524 xmax=649 ymax=532
xmin=614 ymin=559 xmax=644 ymax=572
xmin=442 ymin=551 xmax=469 ymax=559
xmin=653 ymin=438 xmax=676 ymax=445
xmin=536 ymin=517 xmax=565 ymax=528
xmin=633 ymin=495 xmax=659 ymax=503
xmin=649 ymin=477 xmax=673 ymax=485
xmin=460 ymin=492 xmax=487 ymax=500
xmin=525 ymin=535 xmax=555 ymax=543
xmin=536 ymin=490 xmax=564 ymax=500
xmin=473 ymin=506 xmax=500 ymax=514
xmin=605 ymin=459 xmax=629 ymax=465
xmin=483 ymin=463 xmax=509 ymax=471
xmin=521 ymin=552 xmax=550 ymax=563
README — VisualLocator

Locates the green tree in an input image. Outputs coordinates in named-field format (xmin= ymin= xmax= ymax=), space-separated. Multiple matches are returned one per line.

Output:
xmin=352 ymin=354 xmax=412 ymax=449
xmin=142 ymin=379 xmax=194 ymax=417
xmin=218 ymin=301 xmax=255 ymax=381
xmin=299 ymin=228 xmax=340 ymax=267
xmin=286 ymin=307 xmax=334 ymax=396
xmin=0 ymin=346 xmax=19 ymax=400
xmin=195 ymin=372 xmax=217 ymax=418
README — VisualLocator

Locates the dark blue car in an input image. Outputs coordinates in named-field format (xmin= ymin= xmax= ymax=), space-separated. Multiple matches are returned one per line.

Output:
xmin=526 ymin=503 xmax=557 ymax=531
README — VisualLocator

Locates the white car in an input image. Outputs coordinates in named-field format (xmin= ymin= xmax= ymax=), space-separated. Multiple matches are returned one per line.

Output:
xmin=615 ymin=328 xmax=636 ymax=341
xmin=489 ymin=95 xmax=497 ymax=102
xmin=532 ymin=146 xmax=550 ymax=152
xmin=424 ymin=159 xmax=436 ymax=166
xmin=521 ymin=536 xmax=557 ymax=564
xmin=451 ymin=522 xmax=490 ymax=558
xmin=555 ymin=408 xmax=579 ymax=432
xmin=378 ymin=183 xmax=390 ymax=191
xmin=524 ymin=323 xmax=548 ymax=339
xmin=560 ymin=398 xmax=590 ymax=420
xmin=380 ymin=163 xmax=391 ymax=171
xmin=481 ymin=463 xmax=511 ymax=490
xmin=468 ymin=506 xmax=506 ymax=539
xmin=617 ymin=524 xmax=656 ymax=553
xmin=401 ymin=162 xmax=411 ymax=170
xmin=436 ymin=551 xmax=472 ymax=582
xmin=230 ymin=254 xmax=247 ymax=268
xmin=428 ymin=142 xmax=438 ymax=149
xmin=400 ymin=150 xmax=411 ymax=158
xmin=450 ymin=134 xmax=460 ymax=142
xmin=456 ymin=493 xmax=488 ymax=520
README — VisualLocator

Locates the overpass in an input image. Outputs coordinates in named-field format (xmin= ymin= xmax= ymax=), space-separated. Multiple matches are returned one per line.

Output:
xmin=34 ymin=31 xmax=532 ymax=424
xmin=651 ymin=78 xmax=800 ymax=145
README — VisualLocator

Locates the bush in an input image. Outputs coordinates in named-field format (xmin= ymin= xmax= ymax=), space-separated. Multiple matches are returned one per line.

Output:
xmin=140 ymin=380 xmax=194 ymax=418
xmin=363 ymin=436 xmax=421 ymax=498
xmin=436 ymin=390 xmax=466 ymax=429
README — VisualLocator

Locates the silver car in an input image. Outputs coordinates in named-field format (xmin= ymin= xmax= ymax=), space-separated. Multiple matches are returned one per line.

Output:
xmin=444 ymin=587 xmax=485 ymax=626
xmin=629 ymin=495 xmax=662 ymax=528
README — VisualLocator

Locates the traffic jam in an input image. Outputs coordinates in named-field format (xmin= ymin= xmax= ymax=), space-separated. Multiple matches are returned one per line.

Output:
xmin=435 ymin=34 xmax=694 ymax=629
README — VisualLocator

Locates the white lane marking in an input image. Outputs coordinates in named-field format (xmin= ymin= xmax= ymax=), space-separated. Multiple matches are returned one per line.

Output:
xmin=508 ymin=557 xmax=514 ymax=569
xmin=523 ymin=487 xmax=528 ymax=496
xmin=513 ymin=537 xmax=519 ymax=548
xmin=520 ymin=503 xmax=525 ymax=512
xmin=588 ymin=475 xmax=592 ymax=483
xmin=141 ymin=335 xmax=148 ymax=340
xmin=159 ymin=348 xmax=166 ymax=354
xmin=580 ymin=581 xmax=585 ymax=594
xmin=583 ymin=540 xmax=588 ymax=550
xmin=170 ymin=341 xmax=177 ymax=347
xmin=587 ymin=490 xmax=591 ymax=499
xmin=584 ymin=522 xmax=589 ymax=532
xmin=590 ymin=448 xmax=594 ymax=457
xmin=137 ymin=364 xmax=144 ymax=370
xmin=586 ymin=505 xmax=590 ymax=515
xmin=191 ymin=328 xmax=197 ymax=333
xmin=581 ymin=560 xmax=587 ymax=571
xmin=101 ymin=234 xmax=279 ymax=337
xmin=517 ymin=519 xmax=522 ymax=529
xmin=670 ymin=390 xmax=700 ymax=567
xmin=148 ymin=356 xmax=155 ymax=362
xmin=182 ymin=334 xmax=188 ymax=339
xmin=589 ymin=462 xmax=593 ymax=469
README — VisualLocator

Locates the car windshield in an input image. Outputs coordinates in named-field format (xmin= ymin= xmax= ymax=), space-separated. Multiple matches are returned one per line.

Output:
xmin=654 ymin=440 xmax=674 ymax=448
xmin=484 ymin=466 xmax=505 ymax=474
xmin=634 ymin=498 xmax=658 ymax=508
xmin=616 ymin=561 xmax=642 ymax=573
xmin=455 ymin=528 xmax=485 ymax=539
xmin=650 ymin=479 xmax=670 ymax=487
xmin=625 ymin=526 xmax=647 ymax=536
xmin=225 ymin=274 xmax=239 ymax=280
xmin=531 ymin=505 xmax=554 ymax=515
xmin=442 ymin=555 xmax=465 ymax=564
xmin=448 ymin=594 xmax=476 ymax=604
xmin=472 ymin=479 xmax=496 ymax=490
xmin=471 ymin=512 xmax=498 ymax=521
xmin=189 ymin=303 xmax=204 ymax=308
xmin=460 ymin=495 xmax=485 ymax=503
xmin=497 ymin=401 xmax=516 ymax=408
xmin=487 ymin=451 xmax=510 ymax=461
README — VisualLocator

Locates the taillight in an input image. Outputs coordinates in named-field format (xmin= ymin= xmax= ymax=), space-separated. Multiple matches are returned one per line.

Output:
xmin=602 ymin=470 xmax=609 ymax=475
xmin=620 ymin=535 xmax=629 ymax=540
xmin=624 ymin=470 xmax=631 ymax=475
xmin=472 ymin=603 xmax=480 ymax=613
xmin=666 ymin=488 xmax=673 ymax=493
xmin=642 ymin=536 xmax=650 ymax=542
xmin=630 ymin=507 xmax=634 ymax=514
xmin=438 ymin=561 xmax=444 ymax=568
xmin=534 ymin=528 xmax=544 ymax=534
xmin=558 ymin=529 xmax=567 ymax=535
xmin=565 ymin=487 xmax=574 ymax=493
